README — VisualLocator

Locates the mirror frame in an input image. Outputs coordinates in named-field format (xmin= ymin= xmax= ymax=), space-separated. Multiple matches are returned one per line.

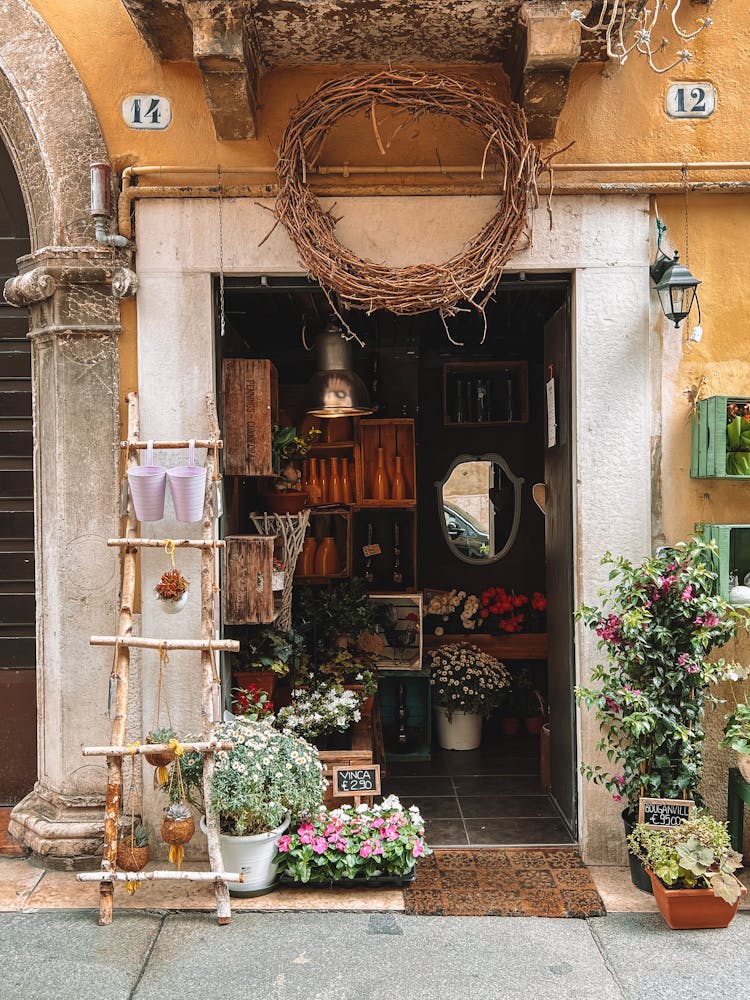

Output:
xmin=434 ymin=453 xmax=525 ymax=566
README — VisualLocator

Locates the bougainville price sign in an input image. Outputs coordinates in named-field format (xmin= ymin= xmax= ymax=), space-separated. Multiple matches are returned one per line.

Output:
xmin=333 ymin=765 xmax=381 ymax=797
xmin=638 ymin=797 xmax=695 ymax=829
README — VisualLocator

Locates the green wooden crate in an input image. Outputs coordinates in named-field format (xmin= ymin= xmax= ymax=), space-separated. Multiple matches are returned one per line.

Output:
xmin=691 ymin=395 xmax=750 ymax=479
xmin=378 ymin=670 xmax=432 ymax=762
xmin=701 ymin=523 xmax=750 ymax=599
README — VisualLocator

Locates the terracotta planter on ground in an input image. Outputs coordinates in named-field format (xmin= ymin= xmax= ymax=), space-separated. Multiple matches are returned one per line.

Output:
xmin=647 ymin=868 xmax=747 ymax=929
xmin=233 ymin=670 xmax=277 ymax=698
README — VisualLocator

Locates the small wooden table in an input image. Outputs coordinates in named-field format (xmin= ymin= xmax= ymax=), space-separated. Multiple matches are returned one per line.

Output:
xmin=727 ymin=767 xmax=750 ymax=855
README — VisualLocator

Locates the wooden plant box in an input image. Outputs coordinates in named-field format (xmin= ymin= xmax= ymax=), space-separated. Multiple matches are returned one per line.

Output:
xmin=223 ymin=534 xmax=276 ymax=624
xmin=357 ymin=419 xmax=416 ymax=507
xmin=691 ymin=395 xmax=750 ymax=479
xmin=222 ymin=359 xmax=278 ymax=477
xmin=423 ymin=632 xmax=548 ymax=661
xmin=701 ymin=523 xmax=750 ymax=601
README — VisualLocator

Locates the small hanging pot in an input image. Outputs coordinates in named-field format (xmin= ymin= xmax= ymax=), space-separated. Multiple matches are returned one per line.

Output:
xmin=116 ymin=841 xmax=150 ymax=872
xmin=162 ymin=801 xmax=195 ymax=869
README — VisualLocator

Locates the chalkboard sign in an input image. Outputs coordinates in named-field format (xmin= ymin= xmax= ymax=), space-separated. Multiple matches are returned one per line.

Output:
xmin=332 ymin=765 xmax=381 ymax=797
xmin=638 ymin=797 xmax=695 ymax=829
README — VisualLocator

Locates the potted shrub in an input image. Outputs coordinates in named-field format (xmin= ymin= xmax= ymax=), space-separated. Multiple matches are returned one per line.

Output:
xmin=229 ymin=684 xmax=274 ymax=721
xmin=295 ymin=579 xmax=378 ymax=651
xmin=627 ymin=812 xmax=746 ymax=929
xmin=155 ymin=568 xmax=189 ymax=613
xmin=263 ymin=425 xmax=321 ymax=513
xmin=429 ymin=642 xmax=510 ymax=750
xmin=144 ymin=726 xmax=178 ymax=784
xmin=275 ymin=682 xmax=363 ymax=750
xmin=719 ymin=663 xmax=750 ymax=781
xmin=191 ymin=717 xmax=325 ymax=896
xmin=232 ymin=627 xmax=304 ymax=699
xmin=275 ymin=795 xmax=431 ymax=886
xmin=575 ymin=538 xmax=742 ymax=891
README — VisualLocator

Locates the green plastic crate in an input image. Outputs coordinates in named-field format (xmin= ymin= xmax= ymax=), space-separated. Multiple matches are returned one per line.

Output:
xmin=691 ymin=396 xmax=750 ymax=479
xmin=701 ymin=523 xmax=750 ymax=599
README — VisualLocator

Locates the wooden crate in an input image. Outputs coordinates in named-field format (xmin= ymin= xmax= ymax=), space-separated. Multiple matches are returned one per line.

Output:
xmin=370 ymin=593 xmax=423 ymax=670
xmin=423 ymin=632 xmax=548 ymax=660
xmin=223 ymin=534 xmax=276 ymax=624
xmin=294 ymin=508 xmax=351 ymax=583
xmin=318 ymin=749 xmax=375 ymax=809
xmin=701 ymin=523 xmax=750 ymax=600
xmin=691 ymin=395 xmax=750 ymax=479
xmin=222 ymin=359 xmax=278 ymax=477
xmin=357 ymin=419 xmax=416 ymax=506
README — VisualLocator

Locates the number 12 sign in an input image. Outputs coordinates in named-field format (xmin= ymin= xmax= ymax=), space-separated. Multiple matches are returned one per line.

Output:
xmin=666 ymin=82 xmax=716 ymax=119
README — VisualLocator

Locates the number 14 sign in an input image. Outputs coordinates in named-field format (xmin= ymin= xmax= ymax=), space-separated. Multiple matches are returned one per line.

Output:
xmin=666 ymin=82 xmax=716 ymax=119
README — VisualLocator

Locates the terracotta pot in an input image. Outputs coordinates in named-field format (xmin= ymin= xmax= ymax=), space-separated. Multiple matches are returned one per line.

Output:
xmin=524 ymin=715 xmax=544 ymax=736
xmin=647 ymin=868 xmax=746 ymax=929
xmin=116 ymin=842 xmax=150 ymax=872
xmin=262 ymin=491 xmax=308 ymax=514
xmin=233 ymin=670 xmax=276 ymax=698
xmin=501 ymin=716 xmax=520 ymax=737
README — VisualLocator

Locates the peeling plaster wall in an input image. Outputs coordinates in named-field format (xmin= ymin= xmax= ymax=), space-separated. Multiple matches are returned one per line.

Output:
xmin=134 ymin=193 xmax=650 ymax=861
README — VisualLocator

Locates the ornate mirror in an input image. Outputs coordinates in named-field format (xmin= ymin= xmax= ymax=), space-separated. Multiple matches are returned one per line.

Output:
xmin=435 ymin=454 xmax=524 ymax=565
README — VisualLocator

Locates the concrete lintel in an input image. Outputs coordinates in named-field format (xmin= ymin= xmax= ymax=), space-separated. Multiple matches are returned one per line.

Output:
xmin=183 ymin=2 xmax=260 ymax=141
xmin=508 ymin=1 xmax=592 ymax=140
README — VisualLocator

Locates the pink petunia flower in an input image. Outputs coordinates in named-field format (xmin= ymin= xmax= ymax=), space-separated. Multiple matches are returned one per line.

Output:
xmin=412 ymin=839 xmax=425 ymax=858
xmin=277 ymin=835 xmax=291 ymax=852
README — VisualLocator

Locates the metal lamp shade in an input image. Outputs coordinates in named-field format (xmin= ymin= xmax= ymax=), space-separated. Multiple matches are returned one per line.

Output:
xmin=304 ymin=325 xmax=374 ymax=418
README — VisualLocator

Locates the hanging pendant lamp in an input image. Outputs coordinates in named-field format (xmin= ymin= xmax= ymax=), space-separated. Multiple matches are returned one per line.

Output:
xmin=304 ymin=322 xmax=374 ymax=418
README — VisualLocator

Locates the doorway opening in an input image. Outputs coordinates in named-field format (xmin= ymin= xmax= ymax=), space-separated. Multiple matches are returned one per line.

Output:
xmin=216 ymin=273 xmax=576 ymax=847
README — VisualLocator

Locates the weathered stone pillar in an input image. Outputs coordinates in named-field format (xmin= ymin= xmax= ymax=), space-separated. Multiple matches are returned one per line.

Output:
xmin=6 ymin=247 xmax=128 ymax=869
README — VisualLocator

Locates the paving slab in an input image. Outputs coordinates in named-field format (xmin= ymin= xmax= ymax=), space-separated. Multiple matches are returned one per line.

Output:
xmin=133 ymin=911 xmax=623 ymax=1000
xmin=0 ymin=910 xmax=163 ymax=1000
xmin=590 ymin=912 xmax=750 ymax=1000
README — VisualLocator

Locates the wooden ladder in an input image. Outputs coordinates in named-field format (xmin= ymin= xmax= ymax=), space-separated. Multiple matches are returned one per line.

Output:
xmin=77 ymin=391 xmax=242 ymax=925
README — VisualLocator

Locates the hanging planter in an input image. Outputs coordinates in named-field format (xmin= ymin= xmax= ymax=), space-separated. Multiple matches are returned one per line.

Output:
xmin=167 ymin=439 xmax=207 ymax=522
xmin=127 ymin=440 xmax=167 ymax=521
xmin=161 ymin=801 xmax=195 ymax=870
xmin=155 ymin=569 xmax=189 ymax=612
xmin=144 ymin=726 xmax=177 ymax=784
xmin=116 ymin=823 xmax=150 ymax=873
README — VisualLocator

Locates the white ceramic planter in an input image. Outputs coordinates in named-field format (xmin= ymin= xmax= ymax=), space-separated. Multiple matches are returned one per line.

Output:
xmin=159 ymin=591 xmax=189 ymax=614
xmin=435 ymin=706 xmax=482 ymax=750
xmin=201 ymin=814 xmax=290 ymax=897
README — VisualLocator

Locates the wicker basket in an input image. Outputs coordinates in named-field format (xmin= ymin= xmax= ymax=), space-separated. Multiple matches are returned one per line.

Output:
xmin=116 ymin=843 xmax=150 ymax=871
xmin=161 ymin=815 xmax=195 ymax=846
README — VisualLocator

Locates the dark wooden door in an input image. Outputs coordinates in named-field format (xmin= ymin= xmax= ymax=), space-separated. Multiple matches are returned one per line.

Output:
xmin=0 ymin=138 xmax=35 ymax=805
xmin=543 ymin=302 xmax=576 ymax=835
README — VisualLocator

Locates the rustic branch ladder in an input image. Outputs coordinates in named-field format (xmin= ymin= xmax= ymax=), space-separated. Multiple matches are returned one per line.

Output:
xmin=78 ymin=391 xmax=243 ymax=925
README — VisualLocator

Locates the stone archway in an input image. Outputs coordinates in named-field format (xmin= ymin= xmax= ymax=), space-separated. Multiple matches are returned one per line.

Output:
xmin=1 ymin=0 xmax=125 ymax=865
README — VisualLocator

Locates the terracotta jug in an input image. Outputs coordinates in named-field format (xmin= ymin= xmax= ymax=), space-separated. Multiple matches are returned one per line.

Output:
xmin=328 ymin=456 xmax=342 ymax=504
xmin=307 ymin=458 xmax=322 ymax=506
xmin=341 ymin=458 xmax=353 ymax=503
xmin=314 ymin=536 xmax=341 ymax=576
xmin=372 ymin=446 xmax=390 ymax=501
xmin=297 ymin=536 xmax=318 ymax=577
xmin=390 ymin=455 xmax=406 ymax=500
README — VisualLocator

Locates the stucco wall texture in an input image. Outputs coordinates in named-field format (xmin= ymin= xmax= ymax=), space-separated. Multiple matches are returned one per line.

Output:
xmin=17 ymin=2 xmax=750 ymax=856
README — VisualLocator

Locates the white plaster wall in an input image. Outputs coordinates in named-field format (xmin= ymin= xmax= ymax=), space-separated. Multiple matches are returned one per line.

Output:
xmin=136 ymin=194 xmax=652 ymax=861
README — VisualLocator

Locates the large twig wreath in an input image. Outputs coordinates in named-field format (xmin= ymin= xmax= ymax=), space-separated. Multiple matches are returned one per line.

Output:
xmin=274 ymin=69 xmax=542 ymax=326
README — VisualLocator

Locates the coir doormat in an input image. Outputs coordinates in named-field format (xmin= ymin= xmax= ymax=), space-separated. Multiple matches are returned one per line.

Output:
xmin=403 ymin=848 xmax=606 ymax=917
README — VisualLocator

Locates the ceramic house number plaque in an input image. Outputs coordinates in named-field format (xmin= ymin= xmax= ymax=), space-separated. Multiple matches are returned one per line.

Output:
xmin=121 ymin=94 xmax=172 ymax=130
xmin=666 ymin=83 xmax=716 ymax=119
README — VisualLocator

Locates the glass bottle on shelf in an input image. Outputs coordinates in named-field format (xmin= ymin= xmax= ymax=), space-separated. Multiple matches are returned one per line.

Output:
xmin=454 ymin=378 xmax=467 ymax=423
xmin=392 ymin=521 xmax=403 ymax=587
xmin=503 ymin=369 xmax=515 ymax=422
xmin=341 ymin=458 xmax=353 ymax=503
xmin=307 ymin=458 xmax=322 ymax=505
xmin=465 ymin=379 xmax=476 ymax=423
xmin=396 ymin=681 xmax=410 ymax=749
xmin=475 ymin=379 xmax=489 ymax=422
xmin=364 ymin=522 xmax=375 ymax=585
xmin=318 ymin=458 xmax=329 ymax=505
xmin=328 ymin=456 xmax=342 ymax=504
xmin=372 ymin=446 xmax=390 ymax=500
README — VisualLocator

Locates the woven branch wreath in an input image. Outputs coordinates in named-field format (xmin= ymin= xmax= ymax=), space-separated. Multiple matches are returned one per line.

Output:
xmin=274 ymin=69 xmax=542 ymax=319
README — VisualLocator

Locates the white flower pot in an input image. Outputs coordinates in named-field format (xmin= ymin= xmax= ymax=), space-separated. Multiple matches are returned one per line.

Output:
xmin=201 ymin=814 xmax=290 ymax=897
xmin=435 ymin=706 xmax=482 ymax=750
xmin=159 ymin=591 xmax=189 ymax=614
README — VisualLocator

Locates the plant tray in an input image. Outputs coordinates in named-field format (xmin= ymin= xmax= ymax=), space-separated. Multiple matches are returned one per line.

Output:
xmin=278 ymin=869 xmax=417 ymax=889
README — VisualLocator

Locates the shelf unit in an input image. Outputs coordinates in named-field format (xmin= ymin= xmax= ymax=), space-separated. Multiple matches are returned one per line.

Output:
xmin=442 ymin=360 xmax=529 ymax=427
xmin=357 ymin=418 xmax=416 ymax=507
xmin=294 ymin=507 xmax=352 ymax=583
xmin=701 ymin=523 xmax=750 ymax=601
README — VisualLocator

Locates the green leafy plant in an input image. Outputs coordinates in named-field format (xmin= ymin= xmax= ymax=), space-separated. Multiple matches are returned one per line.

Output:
xmin=317 ymin=648 xmax=377 ymax=686
xmin=272 ymin=424 xmax=322 ymax=467
xmin=231 ymin=685 xmax=274 ymax=721
xmin=429 ymin=642 xmax=510 ymax=720
xmin=627 ymin=812 xmax=744 ymax=904
xmin=274 ymin=796 xmax=431 ymax=884
xmin=575 ymin=538 xmax=743 ymax=811
xmin=146 ymin=726 xmax=177 ymax=744
xmin=718 ymin=662 xmax=750 ymax=756
xmin=121 ymin=822 xmax=149 ymax=849
xmin=235 ymin=627 xmax=305 ymax=678
xmin=295 ymin=579 xmax=378 ymax=646
xmin=203 ymin=718 xmax=325 ymax=836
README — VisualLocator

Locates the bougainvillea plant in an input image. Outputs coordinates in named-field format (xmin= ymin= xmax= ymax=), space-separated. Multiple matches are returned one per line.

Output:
xmin=575 ymin=538 xmax=744 ymax=813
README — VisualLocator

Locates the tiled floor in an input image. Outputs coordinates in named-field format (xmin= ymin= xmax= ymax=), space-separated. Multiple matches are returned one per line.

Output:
xmin=383 ymin=737 xmax=575 ymax=848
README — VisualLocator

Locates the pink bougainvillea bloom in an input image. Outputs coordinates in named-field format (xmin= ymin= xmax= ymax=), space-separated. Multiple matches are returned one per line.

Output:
xmin=681 ymin=585 xmax=694 ymax=602
xmin=686 ymin=663 xmax=700 ymax=674
xmin=312 ymin=836 xmax=328 ymax=855
xmin=412 ymin=840 xmax=425 ymax=858
xmin=612 ymin=794 xmax=622 ymax=803
xmin=277 ymin=835 xmax=291 ymax=852
xmin=613 ymin=774 xmax=625 ymax=788
xmin=605 ymin=697 xmax=621 ymax=713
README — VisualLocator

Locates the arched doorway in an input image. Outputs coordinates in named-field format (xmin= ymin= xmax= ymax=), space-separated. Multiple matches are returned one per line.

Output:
xmin=0 ymin=136 xmax=34 ymax=804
